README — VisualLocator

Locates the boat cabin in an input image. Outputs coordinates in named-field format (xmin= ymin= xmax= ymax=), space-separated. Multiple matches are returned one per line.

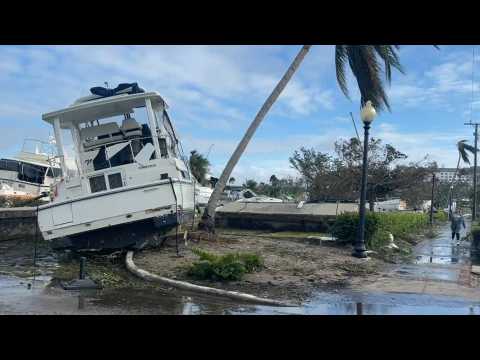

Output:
xmin=44 ymin=92 xmax=186 ymax=174
xmin=42 ymin=92 xmax=191 ymax=200
xmin=0 ymin=139 xmax=62 ymax=187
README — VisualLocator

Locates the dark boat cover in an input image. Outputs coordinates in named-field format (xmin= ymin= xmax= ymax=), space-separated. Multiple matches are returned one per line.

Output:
xmin=90 ymin=83 xmax=145 ymax=98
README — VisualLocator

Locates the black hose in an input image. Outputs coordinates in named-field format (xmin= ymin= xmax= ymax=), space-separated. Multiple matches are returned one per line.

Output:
xmin=169 ymin=178 xmax=179 ymax=255
xmin=32 ymin=203 xmax=39 ymax=287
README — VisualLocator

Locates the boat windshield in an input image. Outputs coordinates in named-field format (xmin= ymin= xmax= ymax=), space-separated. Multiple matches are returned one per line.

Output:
xmin=0 ymin=159 xmax=50 ymax=185
xmin=21 ymin=138 xmax=56 ymax=157
xmin=72 ymin=106 xmax=183 ymax=173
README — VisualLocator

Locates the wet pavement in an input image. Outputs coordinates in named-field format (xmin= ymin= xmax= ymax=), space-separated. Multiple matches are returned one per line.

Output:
xmin=1 ymin=222 xmax=480 ymax=315
xmin=391 ymin=221 xmax=474 ymax=286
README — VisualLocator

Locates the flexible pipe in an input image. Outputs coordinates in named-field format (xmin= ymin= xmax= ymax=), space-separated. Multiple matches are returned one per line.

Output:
xmin=125 ymin=251 xmax=292 ymax=307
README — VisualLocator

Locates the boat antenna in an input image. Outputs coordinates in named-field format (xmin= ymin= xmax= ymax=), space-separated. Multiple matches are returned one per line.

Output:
xmin=470 ymin=46 xmax=476 ymax=124
xmin=206 ymin=144 xmax=214 ymax=160
xmin=104 ymin=81 xmax=109 ymax=89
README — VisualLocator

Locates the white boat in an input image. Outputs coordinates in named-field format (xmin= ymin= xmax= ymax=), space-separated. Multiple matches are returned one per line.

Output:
xmin=373 ymin=198 xmax=407 ymax=212
xmin=235 ymin=189 xmax=283 ymax=203
xmin=195 ymin=185 xmax=213 ymax=207
xmin=0 ymin=139 xmax=62 ymax=205
xmin=37 ymin=85 xmax=195 ymax=250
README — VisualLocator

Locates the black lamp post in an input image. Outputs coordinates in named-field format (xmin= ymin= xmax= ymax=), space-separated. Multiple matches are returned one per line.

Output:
xmin=353 ymin=101 xmax=377 ymax=258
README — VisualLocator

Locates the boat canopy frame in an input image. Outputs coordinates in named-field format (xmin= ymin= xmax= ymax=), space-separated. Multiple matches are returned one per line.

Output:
xmin=42 ymin=92 xmax=181 ymax=178
xmin=42 ymin=92 xmax=167 ymax=128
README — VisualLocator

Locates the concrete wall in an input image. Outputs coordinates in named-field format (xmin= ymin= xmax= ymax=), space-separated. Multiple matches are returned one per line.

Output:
xmin=0 ymin=207 xmax=37 ymax=241
xmin=215 ymin=202 xmax=356 ymax=232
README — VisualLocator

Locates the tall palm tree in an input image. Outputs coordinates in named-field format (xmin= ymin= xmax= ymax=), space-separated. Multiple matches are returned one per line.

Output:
xmin=200 ymin=45 xmax=422 ymax=232
xmin=449 ymin=140 xmax=476 ymax=213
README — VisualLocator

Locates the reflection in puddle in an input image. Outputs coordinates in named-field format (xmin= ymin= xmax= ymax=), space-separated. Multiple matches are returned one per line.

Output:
xmin=2 ymin=274 xmax=480 ymax=315
xmin=415 ymin=255 xmax=460 ymax=264
xmin=2 ymin=222 xmax=480 ymax=315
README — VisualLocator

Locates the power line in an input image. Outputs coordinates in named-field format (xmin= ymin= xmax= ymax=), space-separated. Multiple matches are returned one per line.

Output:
xmin=471 ymin=46 xmax=476 ymax=123
xmin=350 ymin=112 xmax=361 ymax=143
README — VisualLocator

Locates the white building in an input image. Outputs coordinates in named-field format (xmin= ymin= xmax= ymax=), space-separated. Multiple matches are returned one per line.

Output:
xmin=434 ymin=168 xmax=473 ymax=185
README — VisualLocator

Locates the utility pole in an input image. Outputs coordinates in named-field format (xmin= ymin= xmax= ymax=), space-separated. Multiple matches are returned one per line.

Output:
xmin=464 ymin=122 xmax=479 ymax=220
xmin=430 ymin=173 xmax=436 ymax=226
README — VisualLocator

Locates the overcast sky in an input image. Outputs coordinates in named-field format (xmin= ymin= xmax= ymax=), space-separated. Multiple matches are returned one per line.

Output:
xmin=0 ymin=45 xmax=477 ymax=183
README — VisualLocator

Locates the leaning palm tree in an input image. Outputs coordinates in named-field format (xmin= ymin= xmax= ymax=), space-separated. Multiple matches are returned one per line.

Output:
xmin=449 ymin=140 xmax=477 ymax=214
xmin=199 ymin=45 xmax=416 ymax=232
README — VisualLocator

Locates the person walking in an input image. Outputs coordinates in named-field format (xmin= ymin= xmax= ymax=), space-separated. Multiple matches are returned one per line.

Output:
xmin=450 ymin=210 xmax=466 ymax=245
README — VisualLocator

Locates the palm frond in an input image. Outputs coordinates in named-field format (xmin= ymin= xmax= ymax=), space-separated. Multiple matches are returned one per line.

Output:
xmin=345 ymin=45 xmax=390 ymax=112
xmin=463 ymin=143 xmax=477 ymax=153
xmin=457 ymin=140 xmax=476 ymax=165
xmin=373 ymin=45 xmax=405 ymax=83
xmin=334 ymin=45 xmax=437 ymax=113
xmin=335 ymin=46 xmax=350 ymax=99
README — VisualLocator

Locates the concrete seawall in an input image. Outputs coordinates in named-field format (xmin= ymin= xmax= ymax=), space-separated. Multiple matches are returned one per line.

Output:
xmin=0 ymin=207 xmax=37 ymax=241
xmin=215 ymin=202 xmax=358 ymax=232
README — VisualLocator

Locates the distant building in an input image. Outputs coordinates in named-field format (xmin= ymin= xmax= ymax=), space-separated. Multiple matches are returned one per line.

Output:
xmin=434 ymin=168 xmax=475 ymax=185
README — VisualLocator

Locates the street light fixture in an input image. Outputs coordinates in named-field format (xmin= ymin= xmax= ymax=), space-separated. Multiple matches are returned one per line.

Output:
xmin=353 ymin=101 xmax=377 ymax=258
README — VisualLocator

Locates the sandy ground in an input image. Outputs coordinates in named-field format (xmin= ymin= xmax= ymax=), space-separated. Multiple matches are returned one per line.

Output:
xmin=133 ymin=230 xmax=386 ymax=303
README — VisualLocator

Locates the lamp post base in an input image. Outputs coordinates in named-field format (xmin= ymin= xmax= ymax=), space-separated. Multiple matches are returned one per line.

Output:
xmin=352 ymin=248 xmax=368 ymax=258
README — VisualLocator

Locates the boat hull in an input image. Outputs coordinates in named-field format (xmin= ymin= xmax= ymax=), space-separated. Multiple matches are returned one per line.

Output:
xmin=49 ymin=211 xmax=194 ymax=251
xmin=38 ymin=179 xmax=195 ymax=248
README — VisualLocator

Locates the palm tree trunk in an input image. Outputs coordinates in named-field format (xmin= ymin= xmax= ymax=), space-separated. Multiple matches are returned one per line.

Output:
xmin=199 ymin=45 xmax=312 ymax=231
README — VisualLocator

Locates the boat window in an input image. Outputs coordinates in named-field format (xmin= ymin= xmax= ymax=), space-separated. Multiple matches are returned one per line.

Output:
xmin=0 ymin=159 xmax=20 ymax=172
xmin=243 ymin=190 xmax=255 ymax=199
xmin=108 ymin=144 xmax=134 ymax=168
xmin=89 ymin=175 xmax=107 ymax=193
xmin=108 ymin=173 xmax=123 ymax=189
xmin=18 ymin=162 xmax=47 ymax=185
xmin=93 ymin=148 xmax=110 ymax=171
xmin=46 ymin=167 xmax=62 ymax=178
xmin=161 ymin=173 xmax=169 ymax=180
xmin=159 ymin=138 xmax=168 ymax=158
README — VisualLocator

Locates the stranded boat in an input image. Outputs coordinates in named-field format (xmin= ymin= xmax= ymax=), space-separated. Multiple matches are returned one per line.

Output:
xmin=0 ymin=139 xmax=62 ymax=206
xmin=37 ymin=83 xmax=195 ymax=250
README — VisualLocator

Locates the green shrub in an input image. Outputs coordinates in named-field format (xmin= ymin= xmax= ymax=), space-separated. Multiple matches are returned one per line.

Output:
xmin=433 ymin=211 xmax=448 ymax=222
xmin=332 ymin=211 xmax=441 ymax=249
xmin=331 ymin=212 xmax=379 ymax=245
xmin=470 ymin=223 xmax=480 ymax=242
xmin=187 ymin=248 xmax=264 ymax=281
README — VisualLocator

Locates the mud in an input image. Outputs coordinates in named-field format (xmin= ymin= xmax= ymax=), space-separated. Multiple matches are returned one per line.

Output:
xmin=1 ymin=222 xmax=480 ymax=314
xmin=133 ymin=229 xmax=383 ymax=303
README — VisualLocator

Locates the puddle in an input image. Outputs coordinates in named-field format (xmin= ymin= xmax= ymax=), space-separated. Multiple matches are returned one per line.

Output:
xmin=415 ymin=255 xmax=461 ymax=265
xmin=1 ymin=274 xmax=480 ymax=315
xmin=1 ymin=222 xmax=480 ymax=315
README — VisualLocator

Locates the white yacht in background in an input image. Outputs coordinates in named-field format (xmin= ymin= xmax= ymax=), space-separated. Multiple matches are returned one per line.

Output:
xmin=195 ymin=185 xmax=213 ymax=207
xmin=37 ymin=83 xmax=195 ymax=250
xmin=0 ymin=139 xmax=62 ymax=205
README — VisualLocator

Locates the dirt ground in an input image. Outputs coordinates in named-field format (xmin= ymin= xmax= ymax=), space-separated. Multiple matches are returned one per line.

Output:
xmin=133 ymin=229 xmax=388 ymax=303
xmin=0 ymin=227 xmax=430 ymax=305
